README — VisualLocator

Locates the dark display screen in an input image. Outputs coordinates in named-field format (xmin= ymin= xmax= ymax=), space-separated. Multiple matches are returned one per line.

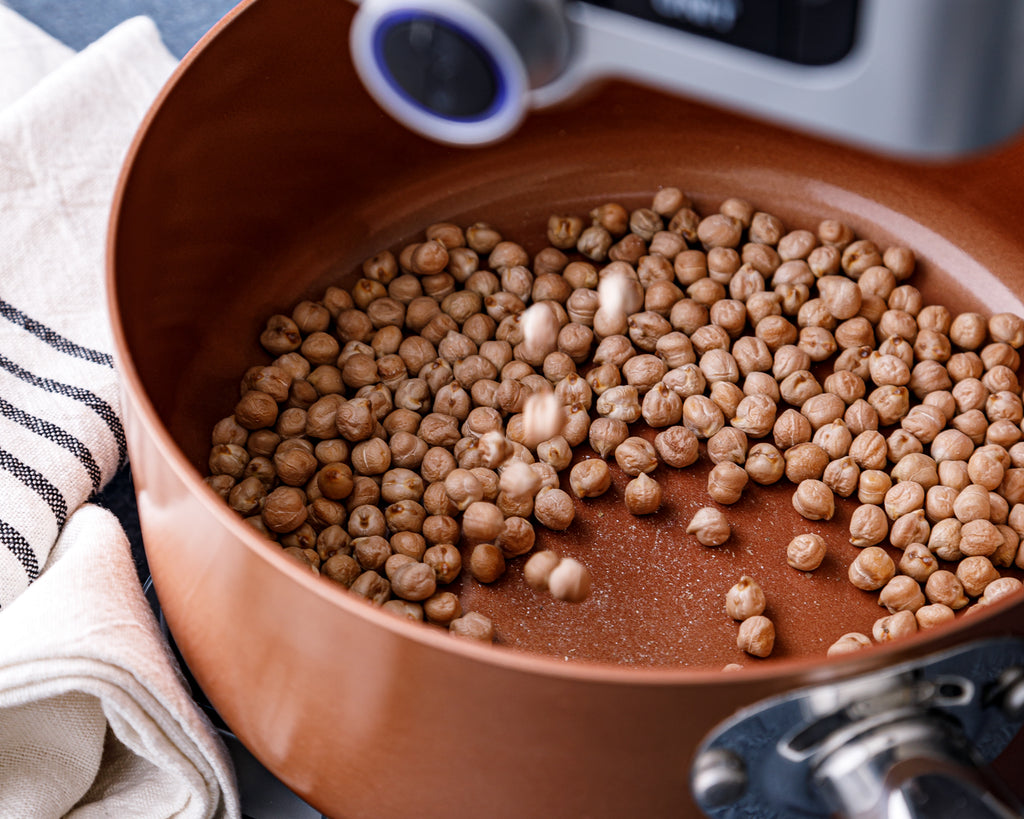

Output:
xmin=581 ymin=0 xmax=859 ymax=65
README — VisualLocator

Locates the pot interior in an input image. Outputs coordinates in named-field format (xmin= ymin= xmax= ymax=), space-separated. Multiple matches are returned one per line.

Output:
xmin=112 ymin=0 xmax=1024 ymax=671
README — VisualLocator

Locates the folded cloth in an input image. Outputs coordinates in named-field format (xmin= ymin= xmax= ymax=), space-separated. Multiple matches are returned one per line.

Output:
xmin=0 ymin=9 xmax=241 ymax=817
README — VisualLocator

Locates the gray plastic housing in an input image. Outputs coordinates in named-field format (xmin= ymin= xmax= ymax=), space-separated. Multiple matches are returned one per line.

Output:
xmin=350 ymin=0 xmax=1024 ymax=158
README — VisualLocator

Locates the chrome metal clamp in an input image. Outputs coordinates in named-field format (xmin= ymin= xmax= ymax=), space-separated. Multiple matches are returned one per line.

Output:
xmin=691 ymin=637 xmax=1024 ymax=819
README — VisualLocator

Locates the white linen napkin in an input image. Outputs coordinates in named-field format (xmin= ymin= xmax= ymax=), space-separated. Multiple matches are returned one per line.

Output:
xmin=0 ymin=8 xmax=241 ymax=817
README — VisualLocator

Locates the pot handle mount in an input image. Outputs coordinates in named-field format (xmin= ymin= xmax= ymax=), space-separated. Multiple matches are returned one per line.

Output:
xmin=691 ymin=637 xmax=1024 ymax=818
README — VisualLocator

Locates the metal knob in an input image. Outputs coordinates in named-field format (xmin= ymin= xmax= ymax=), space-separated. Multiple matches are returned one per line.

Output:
xmin=349 ymin=0 xmax=570 ymax=145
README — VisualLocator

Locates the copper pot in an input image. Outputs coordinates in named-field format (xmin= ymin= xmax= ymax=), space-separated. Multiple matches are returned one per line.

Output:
xmin=108 ymin=1 xmax=1024 ymax=816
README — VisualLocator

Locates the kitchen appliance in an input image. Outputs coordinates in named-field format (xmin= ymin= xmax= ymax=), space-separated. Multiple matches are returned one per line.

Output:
xmin=348 ymin=0 xmax=1024 ymax=157
xmin=107 ymin=0 xmax=1024 ymax=815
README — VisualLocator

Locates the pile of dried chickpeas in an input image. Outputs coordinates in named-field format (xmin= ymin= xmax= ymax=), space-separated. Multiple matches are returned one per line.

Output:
xmin=204 ymin=186 xmax=1024 ymax=660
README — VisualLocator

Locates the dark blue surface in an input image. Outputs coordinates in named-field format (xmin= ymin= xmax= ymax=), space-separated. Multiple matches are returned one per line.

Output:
xmin=4 ymin=0 xmax=239 ymax=59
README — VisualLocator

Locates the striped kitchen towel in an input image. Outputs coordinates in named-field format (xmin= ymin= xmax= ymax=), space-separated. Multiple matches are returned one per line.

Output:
xmin=0 ymin=7 xmax=156 ymax=608
xmin=0 ymin=9 xmax=241 ymax=817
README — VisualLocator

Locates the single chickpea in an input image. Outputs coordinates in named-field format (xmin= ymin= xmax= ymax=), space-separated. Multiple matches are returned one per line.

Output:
xmin=449 ymin=611 xmax=495 ymax=642
xmin=443 ymin=468 xmax=484 ymax=512
xmin=460 ymin=501 xmax=505 ymax=544
xmin=872 ymin=610 xmax=918 ymax=643
xmin=687 ymin=507 xmax=731 ymax=546
xmin=793 ymin=479 xmax=835 ymax=521
xmin=928 ymin=517 xmax=964 ymax=562
xmin=614 ymin=436 xmax=659 ymax=476
xmin=641 ymin=383 xmax=684 ymax=427
xmin=468 ymin=543 xmax=506 ymax=584
xmin=979 ymin=576 xmax=1023 ymax=606
xmin=707 ymin=427 xmax=749 ymax=466
xmin=878 ymin=575 xmax=926 ymax=613
xmin=725 ymin=576 xmax=767 ymax=620
xmin=925 ymin=570 xmax=969 ymax=609
xmin=625 ymin=473 xmax=663 ymax=515
xmin=916 ymin=603 xmax=955 ymax=630
xmin=390 ymin=561 xmax=438 ymax=602
xmin=736 ymin=615 xmax=775 ymax=658
xmin=570 ymin=458 xmax=612 ymax=499
xmin=731 ymin=394 xmax=777 ymax=438
xmin=827 ymin=633 xmax=872 ymax=657
xmin=949 ymin=312 xmax=988 ymax=350
xmin=823 ymin=456 xmax=860 ymax=498
xmin=883 ymin=481 xmax=926 ymax=520
xmin=849 ymin=546 xmax=896 ymax=590
xmin=745 ymin=443 xmax=786 ymax=485
xmin=534 ymin=488 xmax=575 ymax=531
xmin=708 ymin=462 xmax=749 ymax=505
xmin=589 ymin=417 xmax=630 ymax=459
xmin=596 ymin=385 xmax=642 ymax=424
xmin=897 ymin=543 xmax=937 ymax=583
xmin=774 ymin=408 xmax=813 ymax=450
xmin=956 ymin=555 xmax=1000 ymax=597
xmin=954 ymin=484 xmax=991 ymax=523
xmin=654 ymin=426 xmax=700 ymax=469
xmin=548 ymin=558 xmax=592 ymax=603
xmin=787 ymin=533 xmax=827 ymax=571
xmin=784 ymin=443 xmax=829 ymax=483
xmin=959 ymin=518 xmax=1003 ymax=557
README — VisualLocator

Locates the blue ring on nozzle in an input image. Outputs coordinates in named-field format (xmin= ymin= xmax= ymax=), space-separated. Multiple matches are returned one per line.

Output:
xmin=371 ymin=10 xmax=510 ymax=124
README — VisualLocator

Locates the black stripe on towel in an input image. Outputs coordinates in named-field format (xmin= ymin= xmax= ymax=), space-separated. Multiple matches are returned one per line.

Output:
xmin=0 ymin=353 xmax=127 ymax=467
xmin=0 ymin=298 xmax=115 ymax=368
xmin=0 ymin=396 xmax=103 ymax=494
xmin=0 ymin=447 xmax=69 ymax=528
xmin=0 ymin=520 xmax=42 ymax=584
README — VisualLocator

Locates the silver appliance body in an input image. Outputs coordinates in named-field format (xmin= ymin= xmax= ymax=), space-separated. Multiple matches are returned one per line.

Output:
xmin=349 ymin=0 xmax=1024 ymax=158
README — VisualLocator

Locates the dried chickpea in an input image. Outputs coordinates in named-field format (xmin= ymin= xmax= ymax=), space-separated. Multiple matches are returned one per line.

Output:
xmin=916 ymin=603 xmax=955 ymax=630
xmin=624 ymin=473 xmax=662 ymax=515
xmin=570 ymin=459 xmax=612 ymax=499
xmin=468 ymin=543 xmax=506 ymax=584
xmin=848 ymin=546 xmax=896 ymax=590
xmin=687 ymin=507 xmax=731 ymax=546
xmin=654 ymin=426 xmax=700 ymax=468
xmin=925 ymin=570 xmax=969 ymax=610
xmin=707 ymin=427 xmax=749 ymax=466
xmin=826 ymin=632 xmax=872 ymax=656
xmin=725 ymin=576 xmax=766 ymax=620
xmin=390 ymin=561 xmax=438 ymax=602
xmin=784 ymin=442 xmax=829 ymax=483
xmin=787 ymin=533 xmax=827 ymax=571
xmin=745 ymin=443 xmax=785 ymax=485
xmin=704 ymin=461 xmax=746 ymax=504
xmin=547 ymin=558 xmax=592 ymax=603
xmin=792 ymin=479 xmax=835 ymax=520
xmin=614 ymin=436 xmax=658 ymax=476
xmin=534 ymin=488 xmax=575 ymax=531
xmin=873 ymin=609 xmax=918 ymax=643
xmin=736 ymin=615 xmax=775 ymax=658
xmin=878 ymin=575 xmax=925 ymax=613
xmin=523 ymin=550 xmax=561 ymax=591
xmin=449 ymin=611 xmax=495 ymax=642
xmin=823 ymin=456 xmax=860 ymax=498
xmin=492 ymin=516 xmax=533 ymax=559
xmin=959 ymin=518 xmax=1003 ymax=557
xmin=979 ymin=576 xmax=1023 ymax=606
xmin=956 ymin=555 xmax=1000 ymax=597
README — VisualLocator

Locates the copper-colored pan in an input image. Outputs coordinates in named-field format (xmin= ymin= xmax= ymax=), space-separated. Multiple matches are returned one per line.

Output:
xmin=107 ymin=1 xmax=1024 ymax=816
